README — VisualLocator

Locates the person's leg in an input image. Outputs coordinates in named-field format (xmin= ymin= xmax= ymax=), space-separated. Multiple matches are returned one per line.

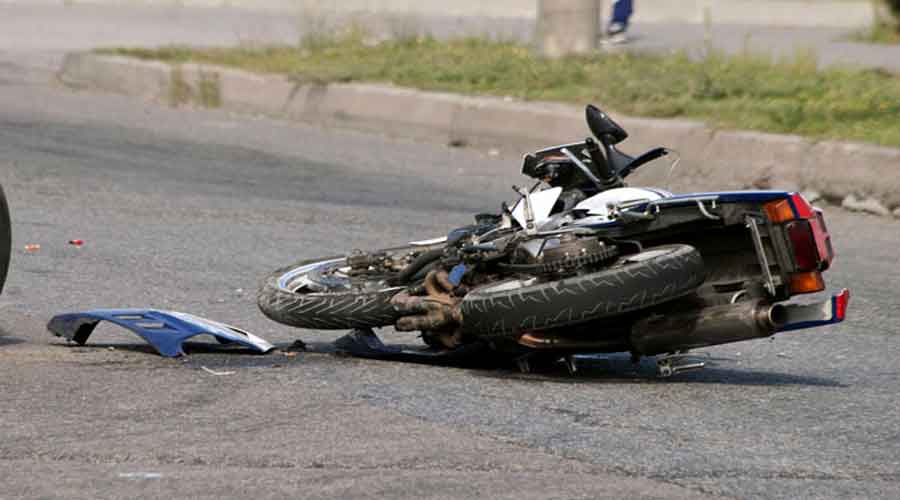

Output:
xmin=610 ymin=0 xmax=634 ymax=26
xmin=607 ymin=0 xmax=634 ymax=42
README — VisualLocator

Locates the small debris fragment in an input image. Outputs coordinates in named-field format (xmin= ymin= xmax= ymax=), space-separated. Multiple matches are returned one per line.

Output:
xmin=776 ymin=352 xmax=791 ymax=359
xmin=488 ymin=148 xmax=500 ymax=157
xmin=234 ymin=288 xmax=243 ymax=294
xmin=24 ymin=244 xmax=40 ymax=252
xmin=118 ymin=472 xmax=162 ymax=480
xmin=107 ymin=346 xmax=116 ymax=351
xmin=68 ymin=239 xmax=84 ymax=247
xmin=282 ymin=351 xmax=298 ymax=358
xmin=201 ymin=366 xmax=236 ymax=376
xmin=841 ymin=194 xmax=890 ymax=216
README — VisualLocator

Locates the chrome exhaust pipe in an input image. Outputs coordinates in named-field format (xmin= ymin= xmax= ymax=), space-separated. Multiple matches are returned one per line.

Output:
xmin=631 ymin=301 xmax=786 ymax=356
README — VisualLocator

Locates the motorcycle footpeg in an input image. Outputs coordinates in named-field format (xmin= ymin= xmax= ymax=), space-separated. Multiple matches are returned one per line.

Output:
xmin=656 ymin=354 xmax=707 ymax=378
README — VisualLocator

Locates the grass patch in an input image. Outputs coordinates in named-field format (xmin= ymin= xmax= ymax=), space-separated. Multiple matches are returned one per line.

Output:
xmin=99 ymin=36 xmax=900 ymax=148
xmin=197 ymin=70 xmax=222 ymax=108
xmin=168 ymin=66 xmax=192 ymax=107
xmin=164 ymin=64 xmax=221 ymax=109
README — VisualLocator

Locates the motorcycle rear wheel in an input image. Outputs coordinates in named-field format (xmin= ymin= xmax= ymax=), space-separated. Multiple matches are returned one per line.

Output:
xmin=460 ymin=244 xmax=705 ymax=338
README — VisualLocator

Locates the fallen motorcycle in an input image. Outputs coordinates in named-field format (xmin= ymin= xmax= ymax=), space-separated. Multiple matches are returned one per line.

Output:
xmin=258 ymin=105 xmax=848 ymax=376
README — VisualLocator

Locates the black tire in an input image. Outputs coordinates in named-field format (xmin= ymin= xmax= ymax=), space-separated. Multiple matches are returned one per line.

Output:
xmin=0 ymin=185 xmax=10 ymax=294
xmin=257 ymin=255 xmax=405 ymax=330
xmin=460 ymin=244 xmax=705 ymax=338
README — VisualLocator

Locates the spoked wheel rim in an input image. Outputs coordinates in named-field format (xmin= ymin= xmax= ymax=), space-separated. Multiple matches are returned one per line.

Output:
xmin=276 ymin=257 xmax=404 ymax=296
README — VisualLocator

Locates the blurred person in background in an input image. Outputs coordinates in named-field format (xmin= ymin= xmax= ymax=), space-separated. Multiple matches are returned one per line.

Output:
xmin=606 ymin=0 xmax=633 ymax=43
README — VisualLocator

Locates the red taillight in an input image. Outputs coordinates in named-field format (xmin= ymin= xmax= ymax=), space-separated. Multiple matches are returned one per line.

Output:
xmin=765 ymin=194 xmax=835 ymax=276
xmin=789 ymin=193 xmax=816 ymax=219
xmin=786 ymin=220 xmax=819 ymax=271
xmin=812 ymin=210 xmax=834 ymax=269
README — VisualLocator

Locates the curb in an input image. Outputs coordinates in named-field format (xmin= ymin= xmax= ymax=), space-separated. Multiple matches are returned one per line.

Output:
xmin=59 ymin=52 xmax=900 ymax=219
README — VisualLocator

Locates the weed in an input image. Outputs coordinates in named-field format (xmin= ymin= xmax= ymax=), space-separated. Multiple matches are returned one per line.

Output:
xmin=168 ymin=65 xmax=192 ymax=107
xmin=197 ymin=70 xmax=222 ymax=108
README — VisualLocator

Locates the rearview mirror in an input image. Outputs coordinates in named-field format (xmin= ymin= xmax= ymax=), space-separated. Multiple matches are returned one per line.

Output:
xmin=586 ymin=105 xmax=628 ymax=145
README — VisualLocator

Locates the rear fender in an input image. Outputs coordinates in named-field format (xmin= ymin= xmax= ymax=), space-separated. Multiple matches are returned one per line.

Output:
xmin=776 ymin=289 xmax=849 ymax=333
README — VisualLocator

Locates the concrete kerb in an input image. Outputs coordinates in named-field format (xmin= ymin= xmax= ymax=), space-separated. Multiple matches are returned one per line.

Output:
xmin=58 ymin=52 xmax=900 ymax=218
xmin=802 ymin=142 xmax=900 ymax=209
xmin=59 ymin=53 xmax=172 ymax=101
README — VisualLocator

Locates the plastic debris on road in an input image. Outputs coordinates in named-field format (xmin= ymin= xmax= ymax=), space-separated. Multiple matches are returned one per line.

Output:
xmin=47 ymin=309 xmax=275 ymax=357
xmin=118 ymin=472 xmax=162 ymax=480
xmin=200 ymin=366 xmax=236 ymax=376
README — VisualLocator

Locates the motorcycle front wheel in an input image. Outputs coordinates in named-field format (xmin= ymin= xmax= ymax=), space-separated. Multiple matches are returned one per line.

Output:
xmin=257 ymin=247 xmax=427 ymax=330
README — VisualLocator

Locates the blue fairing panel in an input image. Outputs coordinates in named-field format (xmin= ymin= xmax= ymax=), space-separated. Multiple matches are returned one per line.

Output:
xmin=664 ymin=190 xmax=791 ymax=203
xmin=47 ymin=309 xmax=274 ymax=357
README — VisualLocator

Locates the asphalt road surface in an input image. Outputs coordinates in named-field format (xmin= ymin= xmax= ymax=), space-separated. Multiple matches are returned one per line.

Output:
xmin=2 ymin=53 xmax=900 ymax=499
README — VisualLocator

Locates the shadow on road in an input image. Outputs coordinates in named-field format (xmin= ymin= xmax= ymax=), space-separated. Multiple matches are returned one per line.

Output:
xmin=471 ymin=361 xmax=845 ymax=387
xmin=0 ymin=334 xmax=26 ymax=346
xmin=41 ymin=339 xmax=845 ymax=388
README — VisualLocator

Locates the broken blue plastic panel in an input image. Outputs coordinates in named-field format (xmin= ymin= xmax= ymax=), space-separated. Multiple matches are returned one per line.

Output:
xmin=47 ymin=309 xmax=274 ymax=357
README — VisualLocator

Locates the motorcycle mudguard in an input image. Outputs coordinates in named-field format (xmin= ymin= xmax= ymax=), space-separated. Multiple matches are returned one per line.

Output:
xmin=777 ymin=289 xmax=849 ymax=333
xmin=47 ymin=309 xmax=274 ymax=357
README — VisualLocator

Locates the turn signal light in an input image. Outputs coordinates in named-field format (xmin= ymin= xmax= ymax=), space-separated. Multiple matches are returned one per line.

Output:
xmin=765 ymin=194 xmax=816 ymax=224
xmin=765 ymin=199 xmax=795 ymax=223
xmin=790 ymin=271 xmax=825 ymax=294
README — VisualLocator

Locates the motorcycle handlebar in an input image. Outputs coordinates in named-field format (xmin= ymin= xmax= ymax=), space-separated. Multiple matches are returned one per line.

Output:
xmin=585 ymin=137 xmax=623 ymax=188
